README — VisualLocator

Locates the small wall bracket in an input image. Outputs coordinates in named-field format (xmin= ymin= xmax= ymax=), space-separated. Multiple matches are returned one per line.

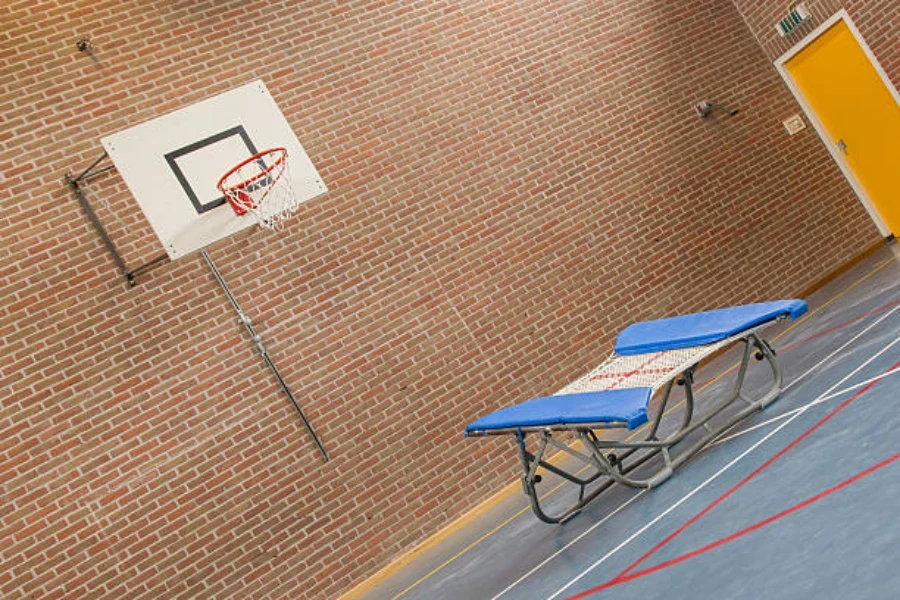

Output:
xmin=695 ymin=101 xmax=740 ymax=119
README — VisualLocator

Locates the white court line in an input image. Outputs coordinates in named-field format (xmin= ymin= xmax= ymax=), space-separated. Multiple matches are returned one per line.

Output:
xmin=490 ymin=491 xmax=646 ymax=600
xmin=542 ymin=307 xmax=900 ymax=600
xmin=713 ymin=365 xmax=900 ymax=447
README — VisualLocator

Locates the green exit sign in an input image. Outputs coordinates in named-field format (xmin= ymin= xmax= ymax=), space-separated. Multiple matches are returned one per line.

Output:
xmin=776 ymin=3 xmax=811 ymax=36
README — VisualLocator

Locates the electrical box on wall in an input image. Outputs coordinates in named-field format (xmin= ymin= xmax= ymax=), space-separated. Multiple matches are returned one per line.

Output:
xmin=783 ymin=114 xmax=806 ymax=135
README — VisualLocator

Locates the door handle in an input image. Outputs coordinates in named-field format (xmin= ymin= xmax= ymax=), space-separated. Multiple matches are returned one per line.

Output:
xmin=836 ymin=139 xmax=848 ymax=155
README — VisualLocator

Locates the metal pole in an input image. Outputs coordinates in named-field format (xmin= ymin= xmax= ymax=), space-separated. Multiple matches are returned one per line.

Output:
xmin=200 ymin=249 xmax=329 ymax=462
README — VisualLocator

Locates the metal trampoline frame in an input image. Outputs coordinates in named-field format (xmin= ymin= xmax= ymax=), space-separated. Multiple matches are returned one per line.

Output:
xmin=505 ymin=327 xmax=783 ymax=524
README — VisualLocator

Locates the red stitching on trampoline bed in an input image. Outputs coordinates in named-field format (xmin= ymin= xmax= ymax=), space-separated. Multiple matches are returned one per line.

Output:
xmin=608 ymin=351 xmax=668 ymax=389
xmin=588 ymin=367 xmax=672 ymax=381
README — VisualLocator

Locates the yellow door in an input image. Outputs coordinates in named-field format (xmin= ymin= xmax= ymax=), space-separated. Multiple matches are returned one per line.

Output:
xmin=785 ymin=19 xmax=900 ymax=235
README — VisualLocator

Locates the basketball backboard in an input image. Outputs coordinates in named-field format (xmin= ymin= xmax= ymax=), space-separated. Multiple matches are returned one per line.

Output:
xmin=101 ymin=80 xmax=326 ymax=260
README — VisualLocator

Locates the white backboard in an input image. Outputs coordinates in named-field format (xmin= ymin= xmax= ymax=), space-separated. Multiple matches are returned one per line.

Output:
xmin=102 ymin=80 xmax=327 ymax=260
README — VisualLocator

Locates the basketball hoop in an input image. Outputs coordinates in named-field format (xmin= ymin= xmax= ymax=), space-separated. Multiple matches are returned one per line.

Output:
xmin=217 ymin=147 xmax=299 ymax=230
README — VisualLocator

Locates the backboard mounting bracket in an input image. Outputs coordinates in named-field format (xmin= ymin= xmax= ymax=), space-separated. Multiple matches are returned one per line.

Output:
xmin=66 ymin=153 xmax=329 ymax=460
xmin=66 ymin=151 xmax=170 ymax=287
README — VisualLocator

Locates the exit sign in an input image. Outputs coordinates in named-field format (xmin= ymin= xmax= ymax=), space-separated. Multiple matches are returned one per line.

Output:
xmin=776 ymin=3 xmax=811 ymax=36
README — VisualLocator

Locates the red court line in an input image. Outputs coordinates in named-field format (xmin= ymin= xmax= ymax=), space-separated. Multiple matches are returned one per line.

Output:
xmin=575 ymin=452 xmax=900 ymax=596
xmin=780 ymin=298 xmax=900 ymax=353
xmin=566 ymin=358 xmax=900 ymax=600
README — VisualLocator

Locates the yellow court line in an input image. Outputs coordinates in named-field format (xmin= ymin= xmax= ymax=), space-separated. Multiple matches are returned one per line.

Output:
xmin=338 ymin=478 xmax=523 ymax=600
xmin=346 ymin=251 xmax=897 ymax=600
xmin=389 ymin=501 xmax=532 ymax=599
xmin=385 ymin=435 xmax=606 ymax=599
xmin=340 ymin=438 xmax=590 ymax=600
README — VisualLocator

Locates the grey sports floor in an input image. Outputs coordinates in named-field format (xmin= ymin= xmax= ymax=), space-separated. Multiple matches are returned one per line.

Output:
xmin=357 ymin=242 xmax=900 ymax=600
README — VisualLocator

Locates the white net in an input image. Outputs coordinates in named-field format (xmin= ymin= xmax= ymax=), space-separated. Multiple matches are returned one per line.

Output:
xmin=217 ymin=148 xmax=299 ymax=230
xmin=554 ymin=327 xmax=766 ymax=396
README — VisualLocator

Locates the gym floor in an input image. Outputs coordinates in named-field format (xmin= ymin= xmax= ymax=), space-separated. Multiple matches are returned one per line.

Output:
xmin=354 ymin=242 xmax=900 ymax=600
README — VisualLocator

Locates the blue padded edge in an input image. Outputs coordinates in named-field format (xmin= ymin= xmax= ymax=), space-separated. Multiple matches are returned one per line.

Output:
xmin=465 ymin=387 xmax=652 ymax=435
xmin=614 ymin=299 xmax=808 ymax=356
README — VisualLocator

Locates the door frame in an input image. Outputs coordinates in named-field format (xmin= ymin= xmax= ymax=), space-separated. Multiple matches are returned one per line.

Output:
xmin=775 ymin=9 xmax=900 ymax=237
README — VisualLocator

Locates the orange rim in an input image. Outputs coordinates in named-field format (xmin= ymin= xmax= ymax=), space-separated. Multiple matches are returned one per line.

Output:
xmin=216 ymin=147 xmax=287 ymax=195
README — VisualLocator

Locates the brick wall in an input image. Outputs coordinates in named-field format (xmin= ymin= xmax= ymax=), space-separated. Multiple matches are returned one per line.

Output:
xmin=0 ymin=1 xmax=885 ymax=598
